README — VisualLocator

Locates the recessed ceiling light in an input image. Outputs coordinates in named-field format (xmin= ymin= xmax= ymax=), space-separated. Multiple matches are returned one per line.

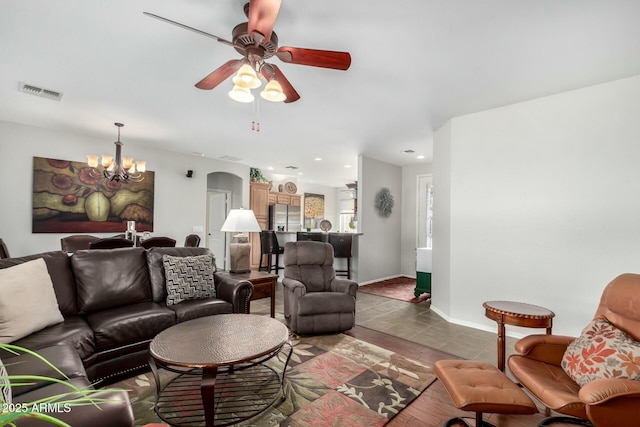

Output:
xmin=298 ymin=172 xmax=304 ymax=175
xmin=344 ymin=164 xmax=352 ymax=168
xmin=314 ymin=157 xmax=322 ymax=161
xmin=417 ymin=155 xmax=425 ymax=159
xmin=267 ymin=166 xmax=274 ymax=170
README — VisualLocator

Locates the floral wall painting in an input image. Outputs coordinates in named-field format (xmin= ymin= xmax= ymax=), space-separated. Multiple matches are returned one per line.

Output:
xmin=304 ymin=193 xmax=325 ymax=230
xmin=32 ymin=157 xmax=155 ymax=233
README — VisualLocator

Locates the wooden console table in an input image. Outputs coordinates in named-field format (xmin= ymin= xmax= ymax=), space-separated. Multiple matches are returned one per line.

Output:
xmin=483 ymin=301 xmax=555 ymax=371
xmin=219 ymin=270 xmax=278 ymax=318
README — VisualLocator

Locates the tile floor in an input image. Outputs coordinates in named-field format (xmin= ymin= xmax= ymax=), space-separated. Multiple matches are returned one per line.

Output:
xmin=250 ymin=280 xmax=520 ymax=364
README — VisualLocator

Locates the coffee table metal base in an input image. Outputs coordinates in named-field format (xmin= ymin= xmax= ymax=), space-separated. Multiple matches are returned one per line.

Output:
xmin=149 ymin=343 xmax=293 ymax=427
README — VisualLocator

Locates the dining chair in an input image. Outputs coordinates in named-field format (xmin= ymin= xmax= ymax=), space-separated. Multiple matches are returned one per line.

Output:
xmin=88 ymin=237 xmax=135 ymax=249
xmin=60 ymin=235 xmax=99 ymax=252
xmin=140 ymin=237 xmax=177 ymax=249
xmin=0 ymin=238 xmax=10 ymax=259
xmin=184 ymin=234 xmax=201 ymax=247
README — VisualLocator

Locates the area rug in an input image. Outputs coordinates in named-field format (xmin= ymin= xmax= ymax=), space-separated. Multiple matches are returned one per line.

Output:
xmin=110 ymin=333 xmax=436 ymax=426
xmin=358 ymin=276 xmax=431 ymax=303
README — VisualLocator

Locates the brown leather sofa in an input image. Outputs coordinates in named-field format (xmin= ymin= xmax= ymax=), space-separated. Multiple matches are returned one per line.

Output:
xmin=4 ymin=344 xmax=134 ymax=426
xmin=508 ymin=273 xmax=640 ymax=427
xmin=0 ymin=246 xmax=253 ymax=383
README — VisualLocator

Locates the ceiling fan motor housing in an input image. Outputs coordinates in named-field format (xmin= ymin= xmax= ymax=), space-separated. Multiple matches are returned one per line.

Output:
xmin=232 ymin=22 xmax=278 ymax=59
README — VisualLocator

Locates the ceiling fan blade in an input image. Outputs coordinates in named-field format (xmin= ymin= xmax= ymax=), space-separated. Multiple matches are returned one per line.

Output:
xmin=247 ymin=0 xmax=281 ymax=43
xmin=276 ymin=47 xmax=351 ymax=70
xmin=269 ymin=64 xmax=300 ymax=103
xmin=195 ymin=59 xmax=242 ymax=90
xmin=143 ymin=12 xmax=237 ymax=48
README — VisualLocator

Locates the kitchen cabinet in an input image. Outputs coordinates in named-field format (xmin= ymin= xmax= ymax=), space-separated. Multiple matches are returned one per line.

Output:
xmin=269 ymin=192 xmax=301 ymax=207
xmin=250 ymin=182 xmax=270 ymax=269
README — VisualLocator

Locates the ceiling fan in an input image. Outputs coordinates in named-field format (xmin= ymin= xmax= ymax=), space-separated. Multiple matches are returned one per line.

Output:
xmin=144 ymin=0 xmax=352 ymax=103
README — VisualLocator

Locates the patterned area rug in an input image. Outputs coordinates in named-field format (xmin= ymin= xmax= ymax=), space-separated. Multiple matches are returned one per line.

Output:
xmin=358 ymin=276 xmax=431 ymax=303
xmin=110 ymin=333 xmax=436 ymax=426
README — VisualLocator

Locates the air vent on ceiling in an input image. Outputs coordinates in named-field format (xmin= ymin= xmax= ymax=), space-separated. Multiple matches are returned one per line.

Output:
xmin=19 ymin=82 xmax=63 ymax=101
xmin=219 ymin=155 xmax=243 ymax=162
xmin=403 ymin=149 xmax=415 ymax=154
xmin=285 ymin=166 xmax=299 ymax=170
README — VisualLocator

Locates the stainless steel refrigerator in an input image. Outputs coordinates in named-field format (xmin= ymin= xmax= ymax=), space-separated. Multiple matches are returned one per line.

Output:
xmin=269 ymin=204 xmax=301 ymax=232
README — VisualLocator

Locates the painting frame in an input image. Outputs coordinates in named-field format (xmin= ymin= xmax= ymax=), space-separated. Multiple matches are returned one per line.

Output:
xmin=32 ymin=156 xmax=155 ymax=233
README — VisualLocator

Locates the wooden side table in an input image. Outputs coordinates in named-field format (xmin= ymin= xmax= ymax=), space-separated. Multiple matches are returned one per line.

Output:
xmin=483 ymin=301 xmax=555 ymax=371
xmin=219 ymin=270 xmax=278 ymax=318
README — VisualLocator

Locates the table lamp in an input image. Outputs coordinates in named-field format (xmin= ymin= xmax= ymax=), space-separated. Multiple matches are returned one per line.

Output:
xmin=220 ymin=208 xmax=261 ymax=273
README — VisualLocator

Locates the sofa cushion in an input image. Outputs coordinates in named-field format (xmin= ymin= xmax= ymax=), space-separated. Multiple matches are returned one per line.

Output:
xmin=163 ymin=254 xmax=216 ymax=306
xmin=72 ymin=247 xmax=151 ymax=313
xmin=561 ymin=317 xmax=640 ymax=387
xmin=0 ymin=251 xmax=78 ymax=317
xmin=146 ymin=247 xmax=213 ymax=302
xmin=11 ymin=316 xmax=96 ymax=360
xmin=0 ymin=258 xmax=64 ymax=344
xmin=84 ymin=302 xmax=175 ymax=351
xmin=4 ymin=344 xmax=86 ymax=398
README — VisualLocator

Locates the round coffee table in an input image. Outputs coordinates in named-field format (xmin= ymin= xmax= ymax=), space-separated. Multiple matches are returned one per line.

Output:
xmin=483 ymin=301 xmax=555 ymax=371
xmin=149 ymin=314 xmax=292 ymax=427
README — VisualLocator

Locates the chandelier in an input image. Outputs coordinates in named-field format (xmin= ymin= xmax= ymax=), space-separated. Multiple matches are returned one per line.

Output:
xmin=87 ymin=123 xmax=146 ymax=183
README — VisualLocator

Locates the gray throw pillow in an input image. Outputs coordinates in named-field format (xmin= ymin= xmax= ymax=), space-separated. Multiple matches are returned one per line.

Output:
xmin=162 ymin=254 xmax=216 ymax=306
xmin=0 ymin=355 xmax=10 ymax=405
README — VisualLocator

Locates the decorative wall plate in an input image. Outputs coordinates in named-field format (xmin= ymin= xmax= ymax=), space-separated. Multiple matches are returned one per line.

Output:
xmin=319 ymin=220 xmax=332 ymax=232
xmin=284 ymin=182 xmax=297 ymax=194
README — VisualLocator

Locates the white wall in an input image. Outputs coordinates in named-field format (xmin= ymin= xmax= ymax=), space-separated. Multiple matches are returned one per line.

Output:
xmin=432 ymin=75 xmax=640 ymax=337
xmin=0 ymin=120 xmax=249 ymax=257
xmin=357 ymin=155 xmax=403 ymax=282
xmin=400 ymin=163 xmax=433 ymax=276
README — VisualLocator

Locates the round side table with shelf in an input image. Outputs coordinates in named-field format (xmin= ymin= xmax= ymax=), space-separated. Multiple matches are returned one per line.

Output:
xmin=483 ymin=301 xmax=555 ymax=371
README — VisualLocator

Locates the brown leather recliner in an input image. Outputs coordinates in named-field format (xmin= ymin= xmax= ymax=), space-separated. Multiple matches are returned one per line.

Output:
xmin=282 ymin=241 xmax=357 ymax=335
xmin=508 ymin=273 xmax=640 ymax=427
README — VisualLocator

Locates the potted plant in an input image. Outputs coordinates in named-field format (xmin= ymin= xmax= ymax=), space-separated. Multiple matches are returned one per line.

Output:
xmin=1 ymin=344 xmax=126 ymax=426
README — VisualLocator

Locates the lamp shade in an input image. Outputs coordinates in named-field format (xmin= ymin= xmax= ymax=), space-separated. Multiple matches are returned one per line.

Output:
xmin=228 ymin=84 xmax=255 ymax=103
xmin=220 ymin=209 xmax=261 ymax=233
xmin=260 ymin=80 xmax=286 ymax=102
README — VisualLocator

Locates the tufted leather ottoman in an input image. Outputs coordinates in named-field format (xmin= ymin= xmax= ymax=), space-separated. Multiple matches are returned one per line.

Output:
xmin=434 ymin=359 xmax=538 ymax=427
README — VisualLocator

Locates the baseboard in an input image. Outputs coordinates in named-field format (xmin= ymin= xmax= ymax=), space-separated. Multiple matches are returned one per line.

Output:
xmin=358 ymin=274 xmax=415 ymax=286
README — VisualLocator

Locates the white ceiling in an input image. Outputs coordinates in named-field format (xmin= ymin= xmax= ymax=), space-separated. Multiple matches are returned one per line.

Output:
xmin=2 ymin=1 xmax=640 ymax=187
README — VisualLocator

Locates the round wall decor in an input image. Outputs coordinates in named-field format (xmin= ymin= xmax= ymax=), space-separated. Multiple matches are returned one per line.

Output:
xmin=374 ymin=187 xmax=394 ymax=218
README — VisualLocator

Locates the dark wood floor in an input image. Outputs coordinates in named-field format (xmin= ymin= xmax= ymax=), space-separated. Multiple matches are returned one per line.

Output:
xmin=346 ymin=325 xmax=577 ymax=427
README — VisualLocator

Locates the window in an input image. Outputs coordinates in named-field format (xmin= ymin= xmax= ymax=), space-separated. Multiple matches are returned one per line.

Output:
xmin=417 ymin=175 xmax=433 ymax=249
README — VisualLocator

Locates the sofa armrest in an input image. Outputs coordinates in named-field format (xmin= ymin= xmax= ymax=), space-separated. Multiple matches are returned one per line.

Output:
xmin=282 ymin=278 xmax=306 ymax=293
xmin=580 ymin=378 xmax=640 ymax=426
xmin=214 ymin=274 xmax=253 ymax=314
xmin=513 ymin=334 xmax=576 ymax=365
xmin=282 ymin=278 xmax=306 ymax=322
xmin=330 ymin=278 xmax=358 ymax=298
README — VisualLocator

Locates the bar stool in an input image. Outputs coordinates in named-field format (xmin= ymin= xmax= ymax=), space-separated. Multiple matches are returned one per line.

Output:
xmin=296 ymin=232 xmax=325 ymax=242
xmin=328 ymin=233 xmax=353 ymax=279
xmin=259 ymin=231 xmax=284 ymax=274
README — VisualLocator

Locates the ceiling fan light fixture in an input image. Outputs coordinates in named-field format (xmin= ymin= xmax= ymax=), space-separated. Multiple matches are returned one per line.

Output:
xmin=232 ymin=64 xmax=262 ymax=89
xmin=228 ymin=84 xmax=255 ymax=103
xmin=260 ymin=79 xmax=286 ymax=102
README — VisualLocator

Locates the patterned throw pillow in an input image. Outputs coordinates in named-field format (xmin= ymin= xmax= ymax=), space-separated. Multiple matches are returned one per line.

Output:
xmin=162 ymin=254 xmax=216 ymax=306
xmin=561 ymin=318 xmax=640 ymax=387
xmin=0 ymin=355 xmax=10 ymax=405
